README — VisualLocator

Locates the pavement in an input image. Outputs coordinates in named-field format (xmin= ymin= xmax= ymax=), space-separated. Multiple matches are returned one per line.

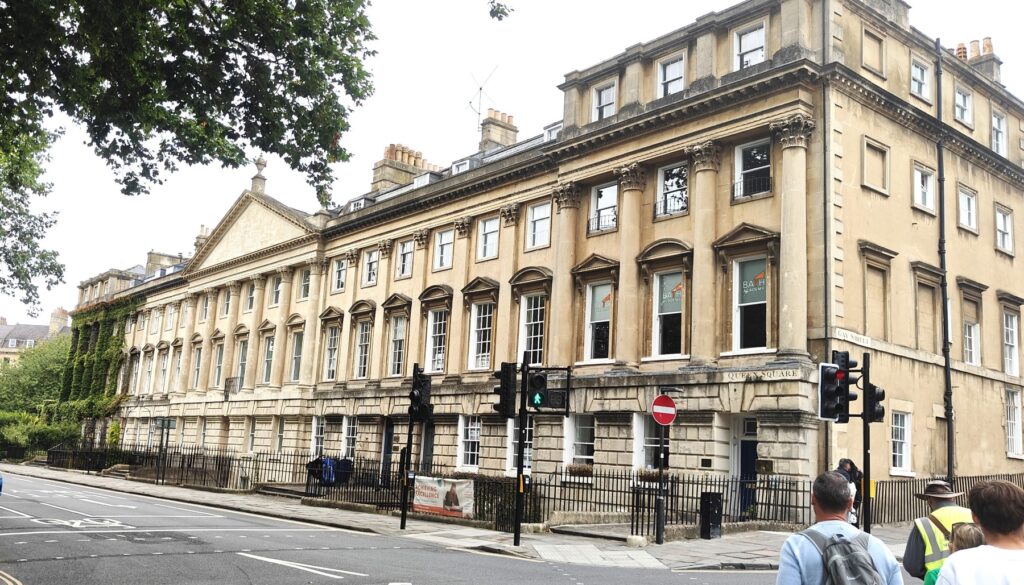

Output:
xmin=0 ymin=462 xmax=913 ymax=572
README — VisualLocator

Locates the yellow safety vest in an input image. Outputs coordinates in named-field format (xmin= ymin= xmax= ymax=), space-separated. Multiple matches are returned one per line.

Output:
xmin=914 ymin=505 xmax=974 ymax=572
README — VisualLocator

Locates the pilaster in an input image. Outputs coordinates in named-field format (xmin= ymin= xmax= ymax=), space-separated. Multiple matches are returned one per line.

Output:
xmin=613 ymin=163 xmax=646 ymax=367
xmin=550 ymin=182 xmax=580 ymax=366
xmin=688 ymin=141 xmax=721 ymax=363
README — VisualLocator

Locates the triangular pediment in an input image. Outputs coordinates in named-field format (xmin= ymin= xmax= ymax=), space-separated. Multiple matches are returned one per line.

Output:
xmin=210 ymin=328 xmax=225 ymax=340
xmin=462 ymin=277 xmax=500 ymax=304
xmin=382 ymin=293 xmax=413 ymax=311
xmin=571 ymin=253 xmax=619 ymax=276
xmin=186 ymin=192 xmax=316 ymax=274
xmin=257 ymin=319 xmax=276 ymax=332
xmin=319 ymin=306 xmax=344 ymax=322
xmin=712 ymin=223 xmax=779 ymax=250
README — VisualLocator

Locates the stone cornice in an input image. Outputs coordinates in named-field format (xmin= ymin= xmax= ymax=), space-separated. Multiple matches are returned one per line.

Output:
xmin=184 ymin=234 xmax=319 ymax=281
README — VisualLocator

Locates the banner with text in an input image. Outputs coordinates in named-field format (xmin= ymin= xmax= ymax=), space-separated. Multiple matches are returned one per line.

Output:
xmin=413 ymin=476 xmax=475 ymax=519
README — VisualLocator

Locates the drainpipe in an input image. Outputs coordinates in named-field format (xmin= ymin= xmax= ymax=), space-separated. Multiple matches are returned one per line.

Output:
xmin=935 ymin=38 xmax=956 ymax=481
xmin=821 ymin=0 xmax=833 ymax=471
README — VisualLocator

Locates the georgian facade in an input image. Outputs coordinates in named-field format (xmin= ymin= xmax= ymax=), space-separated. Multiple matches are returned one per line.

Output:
xmin=68 ymin=0 xmax=1024 ymax=481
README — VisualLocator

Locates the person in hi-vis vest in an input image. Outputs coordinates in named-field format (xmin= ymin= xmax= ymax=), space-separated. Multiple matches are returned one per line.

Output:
xmin=903 ymin=480 xmax=974 ymax=579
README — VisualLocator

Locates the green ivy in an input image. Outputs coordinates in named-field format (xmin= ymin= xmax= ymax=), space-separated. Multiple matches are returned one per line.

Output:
xmin=63 ymin=297 xmax=140 ymax=403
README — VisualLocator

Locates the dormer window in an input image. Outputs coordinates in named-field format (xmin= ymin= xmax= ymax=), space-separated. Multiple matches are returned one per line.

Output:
xmin=734 ymin=22 xmax=765 ymax=71
xmin=592 ymin=81 xmax=616 ymax=122
xmin=413 ymin=173 xmax=431 ymax=187
xmin=544 ymin=123 xmax=562 ymax=142
xmin=350 ymin=199 xmax=364 ymax=211
xmin=452 ymin=160 xmax=470 ymax=175
xmin=657 ymin=55 xmax=684 ymax=98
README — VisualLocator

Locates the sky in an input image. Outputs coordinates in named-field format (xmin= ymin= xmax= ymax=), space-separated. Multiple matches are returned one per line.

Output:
xmin=3 ymin=0 xmax=1022 ymax=325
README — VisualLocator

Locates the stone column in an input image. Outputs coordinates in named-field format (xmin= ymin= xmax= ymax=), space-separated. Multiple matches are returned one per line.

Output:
xmin=176 ymin=295 xmax=196 ymax=394
xmin=770 ymin=114 xmax=815 ymax=361
xmin=242 ymin=274 xmax=267 ymax=391
xmin=220 ymin=281 xmax=242 ymax=389
xmin=550 ymin=183 xmax=580 ymax=367
xmin=449 ymin=223 xmax=471 ymax=372
xmin=270 ymin=267 xmax=295 ymax=388
xmin=299 ymin=258 xmax=325 ymax=385
xmin=197 ymin=288 xmax=219 ymax=392
xmin=497 ymin=203 xmax=520 ymax=362
xmin=688 ymin=141 xmax=721 ymax=363
xmin=613 ymin=163 xmax=646 ymax=367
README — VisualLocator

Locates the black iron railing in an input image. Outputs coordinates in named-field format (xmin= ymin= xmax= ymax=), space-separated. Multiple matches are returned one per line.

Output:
xmin=732 ymin=175 xmax=772 ymax=199
xmin=654 ymin=195 xmax=688 ymax=217
xmin=587 ymin=207 xmax=617 ymax=233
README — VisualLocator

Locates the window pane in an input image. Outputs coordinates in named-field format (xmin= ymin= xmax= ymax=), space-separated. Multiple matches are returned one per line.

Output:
xmin=739 ymin=304 xmax=767 ymax=349
xmin=738 ymin=259 xmax=767 ymax=305
xmin=659 ymin=314 xmax=682 ymax=355
xmin=590 ymin=283 xmax=612 ymax=322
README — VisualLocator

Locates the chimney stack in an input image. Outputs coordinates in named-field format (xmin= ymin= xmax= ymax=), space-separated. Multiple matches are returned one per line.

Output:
xmin=479 ymin=109 xmax=519 ymax=152
xmin=370 ymin=144 xmax=440 ymax=193
xmin=194 ymin=225 xmax=211 ymax=253
xmin=956 ymin=43 xmax=967 ymax=60
xmin=49 ymin=308 xmax=69 ymax=337
xmin=968 ymin=37 xmax=1002 ymax=84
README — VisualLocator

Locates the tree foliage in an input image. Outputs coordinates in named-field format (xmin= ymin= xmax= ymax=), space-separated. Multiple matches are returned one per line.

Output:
xmin=1 ymin=0 xmax=376 ymax=314
xmin=0 ymin=334 xmax=71 ymax=413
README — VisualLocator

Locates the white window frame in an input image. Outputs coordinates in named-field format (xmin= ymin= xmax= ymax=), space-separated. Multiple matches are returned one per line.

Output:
xmin=200 ymin=296 xmax=209 ymax=321
xmin=262 ymin=335 xmax=275 ymax=384
xmin=632 ymin=413 xmax=668 ymax=470
xmin=964 ymin=318 xmax=981 ymax=366
xmin=158 ymin=351 xmax=168 ymax=393
xmin=192 ymin=347 xmax=203 ymax=389
xmin=563 ymin=414 xmax=596 ymax=467
xmin=469 ymin=302 xmax=494 ymax=370
xmin=954 ymin=87 xmax=973 ymax=124
xmin=275 ymin=416 xmax=286 ymax=453
xmin=505 ymin=416 xmax=534 ymax=476
xmin=652 ymin=271 xmax=684 ymax=358
xmin=1008 ymin=389 xmax=1023 ymax=457
xmin=734 ymin=139 xmax=771 ymax=199
xmin=959 ymin=187 xmax=978 ymax=231
xmin=913 ymin=164 xmax=935 ymax=211
xmin=910 ymin=58 xmax=930 ymax=100
xmin=271 ymin=276 xmax=282 ymax=306
xmin=290 ymin=331 xmax=303 ymax=382
xmin=433 ymin=229 xmax=454 ymax=270
xmin=354 ymin=321 xmax=371 ymax=379
xmin=583 ymin=282 xmax=613 ymax=363
xmin=362 ymin=250 xmax=379 ymax=286
xmin=456 ymin=415 xmax=481 ymax=471
xmin=343 ymin=416 xmax=358 ymax=459
xmin=311 ymin=415 xmax=325 ymax=456
xmin=544 ymin=123 xmax=562 ymax=142
xmin=323 ymin=326 xmax=339 ymax=380
xmin=519 ymin=295 xmax=546 ymax=366
xmin=395 ymin=240 xmax=414 ymax=279
xmin=213 ymin=343 xmax=225 ymax=388
xmin=656 ymin=53 xmax=685 ymax=98
xmin=591 ymin=79 xmax=617 ymax=122
xmin=425 ymin=309 xmax=449 ymax=373
xmin=997 ymin=206 xmax=1014 ymax=254
xmin=992 ymin=112 xmax=1008 ymax=157
xmin=299 ymin=269 xmax=311 ymax=299
xmin=144 ymin=353 xmax=154 ymax=393
xmin=656 ymin=161 xmax=688 ymax=217
xmin=891 ymin=411 xmax=912 ymax=474
xmin=247 ymin=417 xmax=257 ymax=452
xmin=237 ymin=339 xmax=248 ymax=387
xmin=590 ymin=182 xmax=618 ymax=232
xmin=1004 ymin=311 xmax=1020 ymax=376
xmin=733 ymin=20 xmax=766 ymax=71
xmin=166 ymin=305 xmax=176 ymax=330
xmin=452 ymin=160 xmax=470 ymax=175
xmin=221 ymin=290 xmax=231 ymax=317
xmin=477 ymin=217 xmax=500 ymax=260
xmin=526 ymin=202 xmax=551 ymax=249
xmin=246 ymin=284 xmax=255 ymax=311
xmin=732 ymin=255 xmax=770 ymax=352
xmin=333 ymin=259 xmax=347 ymax=292
xmin=388 ymin=316 xmax=407 ymax=377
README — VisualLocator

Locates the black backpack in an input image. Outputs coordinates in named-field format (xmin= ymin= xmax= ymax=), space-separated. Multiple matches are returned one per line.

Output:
xmin=800 ymin=528 xmax=885 ymax=585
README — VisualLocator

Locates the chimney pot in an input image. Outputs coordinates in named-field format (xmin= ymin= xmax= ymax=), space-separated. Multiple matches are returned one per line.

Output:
xmin=970 ymin=40 xmax=980 ymax=59
xmin=983 ymin=37 xmax=993 ymax=55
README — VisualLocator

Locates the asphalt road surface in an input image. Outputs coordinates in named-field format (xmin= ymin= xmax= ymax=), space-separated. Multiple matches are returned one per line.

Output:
xmin=0 ymin=474 xmax=780 ymax=584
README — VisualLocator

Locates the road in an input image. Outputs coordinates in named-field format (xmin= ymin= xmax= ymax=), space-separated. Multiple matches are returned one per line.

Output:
xmin=0 ymin=474 xmax=779 ymax=584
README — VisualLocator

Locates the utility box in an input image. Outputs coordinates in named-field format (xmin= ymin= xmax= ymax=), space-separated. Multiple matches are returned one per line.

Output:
xmin=699 ymin=491 xmax=723 ymax=540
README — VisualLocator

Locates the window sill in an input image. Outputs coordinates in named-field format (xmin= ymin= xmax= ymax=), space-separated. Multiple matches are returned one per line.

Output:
xmin=996 ymin=247 xmax=1015 ymax=259
xmin=524 ymin=243 xmax=550 ymax=253
xmin=957 ymin=224 xmax=979 ymax=236
xmin=475 ymin=256 xmax=498 ymax=264
xmin=296 ymin=298 xmax=309 ymax=304
xmin=653 ymin=210 xmax=689 ymax=222
xmin=730 ymin=191 xmax=773 ymax=205
xmin=456 ymin=466 xmax=479 ymax=474
xmin=561 ymin=474 xmax=595 ymax=485
xmin=861 ymin=183 xmax=890 ymax=197
xmin=330 ymin=288 xmax=346 ymax=294
xmin=586 ymin=227 xmax=618 ymax=238
xmin=642 ymin=354 xmax=689 ymax=363
xmin=890 ymin=469 xmax=916 ymax=478
xmin=393 ymin=274 xmax=412 ymax=282
xmin=954 ymin=117 xmax=974 ymax=132
xmin=910 ymin=92 xmax=933 ymax=106
xmin=432 ymin=266 xmax=453 ymax=273
xmin=911 ymin=203 xmax=937 ymax=217
xmin=720 ymin=348 xmax=777 ymax=357
xmin=574 ymin=359 xmax=615 ymax=366
xmin=1008 ymin=453 xmax=1024 ymax=460
xmin=360 ymin=282 xmax=378 ymax=289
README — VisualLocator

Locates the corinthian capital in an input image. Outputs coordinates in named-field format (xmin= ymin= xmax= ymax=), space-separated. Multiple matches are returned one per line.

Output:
xmin=453 ymin=217 xmax=472 ymax=239
xmin=344 ymin=249 xmax=360 ymax=266
xmin=413 ymin=228 xmax=431 ymax=249
xmin=688 ymin=141 xmax=721 ymax=173
xmin=377 ymin=239 xmax=393 ymax=258
xmin=770 ymin=114 xmax=816 ymax=149
xmin=553 ymin=182 xmax=581 ymax=213
xmin=614 ymin=162 xmax=646 ymax=192
xmin=500 ymin=203 xmax=520 ymax=227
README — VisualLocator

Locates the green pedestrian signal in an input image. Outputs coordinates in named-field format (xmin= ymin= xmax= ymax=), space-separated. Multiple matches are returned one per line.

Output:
xmin=531 ymin=391 xmax=544 ymax=406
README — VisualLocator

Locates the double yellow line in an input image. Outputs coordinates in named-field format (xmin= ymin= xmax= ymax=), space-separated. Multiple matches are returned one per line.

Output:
xmin=0 ymin=570 xmax=23 ymax=585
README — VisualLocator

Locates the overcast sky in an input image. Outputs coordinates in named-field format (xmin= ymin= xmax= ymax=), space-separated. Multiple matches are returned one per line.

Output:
xmin=3 ymin=0 xmax=1021 ymax=325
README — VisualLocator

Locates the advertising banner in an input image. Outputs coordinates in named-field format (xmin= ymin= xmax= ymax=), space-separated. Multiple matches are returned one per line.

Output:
xmin=413 ymin=476 xmax=475 ymax=519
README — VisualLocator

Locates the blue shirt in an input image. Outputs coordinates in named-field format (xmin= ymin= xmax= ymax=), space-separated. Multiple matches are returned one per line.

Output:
xmin=776 ymin=520 xmax=904 ymax=585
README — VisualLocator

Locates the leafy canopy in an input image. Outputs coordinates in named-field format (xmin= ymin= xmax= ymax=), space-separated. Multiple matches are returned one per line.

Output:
xmin=0 ymin=334 xmax=72 ymax=413
xmin=1 ymin=0 xmax=376 ymax=313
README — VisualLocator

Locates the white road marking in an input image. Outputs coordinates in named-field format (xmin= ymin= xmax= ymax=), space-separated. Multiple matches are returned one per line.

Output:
xmin=152 ymin=502 xmax=220 ymax=516
xmin=445 ymin=547 xmax=544 ymax=563
xmin=237 ymin=552 xmax=369 ymax=579
xmin=0 ymin=527 xmax=338 ymax=538
xmin=39 ymin=502 xmax=93 ymax=516
xmin=0 ymin=506 xmax=31 ymax=518
xmin=77 ymin=498 xmax=136 ymax=509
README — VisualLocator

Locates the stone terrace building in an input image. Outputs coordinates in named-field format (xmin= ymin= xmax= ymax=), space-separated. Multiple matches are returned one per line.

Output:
xmin=67 ymin=0 xmax=1024 ymax=482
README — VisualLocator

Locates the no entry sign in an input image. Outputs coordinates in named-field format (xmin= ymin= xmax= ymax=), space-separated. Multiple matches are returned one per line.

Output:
xmin=651 ymin=394 xmax=677 ymax=426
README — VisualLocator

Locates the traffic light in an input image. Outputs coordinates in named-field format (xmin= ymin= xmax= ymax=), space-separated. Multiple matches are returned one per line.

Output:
xmin=818 ymin=361 xmax=843 ymax=422
xmin=528 ymin=371 xmax=548 ymax=409
xmin=834 ymin=350 xmax=860 ymax=423
xmin=492 ymin=362 xmax=517 ymax=419
xmin=864 ymin=382 xmax=886 ymax=423
xmin=410 ymin=364 xmax=432 ymax=421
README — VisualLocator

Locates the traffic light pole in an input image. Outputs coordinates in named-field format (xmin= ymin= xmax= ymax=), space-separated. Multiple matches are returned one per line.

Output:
xmin=513 ymin=357 xmax=530 ymax=546
xmin=861 ymin=352 xmax=873 ymax=534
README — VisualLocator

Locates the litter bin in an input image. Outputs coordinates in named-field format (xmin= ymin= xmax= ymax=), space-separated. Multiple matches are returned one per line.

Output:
xmin=699 ymin=491 xmax=722 ymax=540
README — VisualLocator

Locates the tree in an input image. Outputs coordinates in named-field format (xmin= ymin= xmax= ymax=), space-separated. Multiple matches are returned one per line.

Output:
xmin=1 ymin=0 xmax=376 ymax=314
xmin=0 ymin=334 xmax=72 ymax=413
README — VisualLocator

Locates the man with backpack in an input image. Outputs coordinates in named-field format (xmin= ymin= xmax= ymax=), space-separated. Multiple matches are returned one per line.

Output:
xmin=777 ymin=471 xmax=903 ymax=585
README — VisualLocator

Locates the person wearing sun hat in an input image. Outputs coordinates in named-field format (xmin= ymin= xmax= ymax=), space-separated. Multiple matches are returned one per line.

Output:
xmin=903 ymin=480 xmax=974 ymax=579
